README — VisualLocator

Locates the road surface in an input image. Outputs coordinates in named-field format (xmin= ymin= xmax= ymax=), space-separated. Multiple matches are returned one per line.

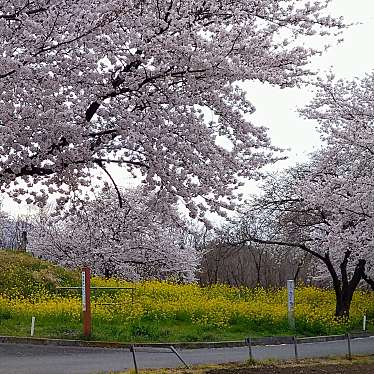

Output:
xmin=1 ymin=336 xmax=374 ymax=374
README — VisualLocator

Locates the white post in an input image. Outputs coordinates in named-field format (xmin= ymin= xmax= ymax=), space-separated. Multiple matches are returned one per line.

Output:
xmin=287 ymin=280 xmax=295 ymax=329
xmin=30 ymin=316 xmax=35 ymax=337
xmin=363 ymin=315 xmax=367 ymax=331
xmin=81 ymin=267 xmax=91 ymax=337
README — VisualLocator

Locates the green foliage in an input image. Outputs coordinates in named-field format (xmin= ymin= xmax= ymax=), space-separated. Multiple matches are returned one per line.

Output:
xmin=0 ymin=309 xmax=11 ymax=321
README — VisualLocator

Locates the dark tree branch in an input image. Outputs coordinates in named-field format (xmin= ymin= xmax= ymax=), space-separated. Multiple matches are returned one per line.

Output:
xmin=0 ymin=7 xmax=48 ymax=20
xmin=85 ymin=102 xmax=100 ymax=121
xmin=0 ymin=70 xmax=16 ymax=79
xmin=340 ymin=249 xmax=351 ymax=287
xmin=362 ymin=271 xmax=374 ymax=290
xmin=94 ymin=160 xmax=123 ymax=208
xmin=349 ymin=259 xmax=366 ymax=289
xmin=230 ymin=237 xmax=326 ymax=262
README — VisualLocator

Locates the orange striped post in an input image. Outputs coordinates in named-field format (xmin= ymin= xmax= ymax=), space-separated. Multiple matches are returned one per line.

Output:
xmin=82 ymin=267 xmax=91 ymax=337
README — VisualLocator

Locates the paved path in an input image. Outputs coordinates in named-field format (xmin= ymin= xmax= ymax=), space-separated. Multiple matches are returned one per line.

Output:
xmin=1 ymin=336 xmax=374 ymax=374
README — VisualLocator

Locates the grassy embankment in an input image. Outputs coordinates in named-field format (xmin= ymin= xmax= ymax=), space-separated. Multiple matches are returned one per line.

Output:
xmin=0 ymin=250 xmax=373 ymax=342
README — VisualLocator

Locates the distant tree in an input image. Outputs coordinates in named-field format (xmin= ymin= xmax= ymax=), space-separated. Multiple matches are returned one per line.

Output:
xmin=0 ymin=0 xmax=344 ymax=220
xmin=200 ymin=221 xmax=313 ymax=287
xmin=29 ymin=188 xmax=198 ymax=281
xmin=0 ymin=204 xmax=30 ymax=251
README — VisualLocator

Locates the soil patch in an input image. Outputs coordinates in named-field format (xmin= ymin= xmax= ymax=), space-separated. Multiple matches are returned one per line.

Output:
xmin=206 ymin=363 xmax=374 ymax=374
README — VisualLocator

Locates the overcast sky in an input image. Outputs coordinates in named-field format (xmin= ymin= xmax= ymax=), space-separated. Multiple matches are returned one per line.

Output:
xmin=247 ymin=1 xmax=374 ymax=168
xmin=3 ymin=1 xmax=374 ymax=216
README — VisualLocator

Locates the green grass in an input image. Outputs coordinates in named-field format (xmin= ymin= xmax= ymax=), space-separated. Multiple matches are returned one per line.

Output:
xmin=0 ymin=313 xmax=297 ymax=342
xmin=1 ymin=310 xmax=372 ymax=343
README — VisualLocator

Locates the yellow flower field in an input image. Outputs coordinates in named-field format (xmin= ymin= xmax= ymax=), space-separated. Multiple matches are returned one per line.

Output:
xmin=0 ymin=278 xmax=373 ymax=341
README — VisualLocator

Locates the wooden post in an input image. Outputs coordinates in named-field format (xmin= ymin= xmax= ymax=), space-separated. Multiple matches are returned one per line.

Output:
xmin=82 ymin=267 xmax=91 ymax=337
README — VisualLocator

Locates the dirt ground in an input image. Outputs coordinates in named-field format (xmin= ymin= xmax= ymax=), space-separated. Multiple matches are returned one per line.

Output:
xmin=206 ymin=363 xmax=374 ymax=374
xmin=126 ymin=357 xmax=374 ymax=373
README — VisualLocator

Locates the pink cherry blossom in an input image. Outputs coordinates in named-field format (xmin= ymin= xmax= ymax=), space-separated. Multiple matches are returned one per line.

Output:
xmin=0 ymin=1 xmax=344 ymax=218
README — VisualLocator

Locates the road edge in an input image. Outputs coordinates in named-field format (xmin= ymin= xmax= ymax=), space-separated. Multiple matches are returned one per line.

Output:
xmin=0 ymin=332 xmax=372 ymax=349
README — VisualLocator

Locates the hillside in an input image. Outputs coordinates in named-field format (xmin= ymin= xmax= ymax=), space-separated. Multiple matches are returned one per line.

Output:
xmin=0 ymin=250 xmax=80 ymax=298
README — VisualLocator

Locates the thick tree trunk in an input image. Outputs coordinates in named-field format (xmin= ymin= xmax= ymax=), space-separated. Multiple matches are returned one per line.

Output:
xmin=333 ymin=256 xmax=366 ymax=318
xmin=334 ymin=282 xmax=354 ymax=317
xmin=324 ymin=250 xmax=365 ymax=318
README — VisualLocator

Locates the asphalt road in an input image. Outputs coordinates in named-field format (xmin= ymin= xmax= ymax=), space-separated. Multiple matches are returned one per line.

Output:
xmin=1 ymin=336 xmax=374 ymax=374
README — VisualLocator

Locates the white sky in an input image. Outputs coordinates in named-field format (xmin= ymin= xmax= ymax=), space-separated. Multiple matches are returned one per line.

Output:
xmin=3 ymin=1 xmax=374 ymax=216
xmin=245 ymin=1 xmax=374 ymax=168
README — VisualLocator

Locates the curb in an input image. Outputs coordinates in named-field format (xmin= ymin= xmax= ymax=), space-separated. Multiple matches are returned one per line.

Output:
xmin=0 ymin=332 xmax=372 ymax=350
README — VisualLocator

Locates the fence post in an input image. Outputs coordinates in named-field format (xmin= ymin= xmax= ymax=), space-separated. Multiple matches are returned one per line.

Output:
xmin=293 ymin=336 xmax=299 ymax=362
xmin=246 ymin=337 xmax=253 ymax=361
xmin=82 ymin=266 xmax=91 ymax=337
xmin=346 ymin=333 xmax=352 ymax=360
xmin=170 ymin=346 xmax=190 ymax=369
xmin=130 ymin=345 xmax=139 ymax=374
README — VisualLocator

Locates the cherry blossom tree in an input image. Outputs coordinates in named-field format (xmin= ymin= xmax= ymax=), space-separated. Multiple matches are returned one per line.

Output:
xmin=234 ymin=72 xmax=374 ymax=317
xmin=232 ymin=166 xmax=361 ymax=317
xmin=29 ymin=188 xmax=199 ymax=281
xmin=300 ymin=72 xmax=374 ymax=291
xmin=0 ymin=0 xmax=344 ymax=219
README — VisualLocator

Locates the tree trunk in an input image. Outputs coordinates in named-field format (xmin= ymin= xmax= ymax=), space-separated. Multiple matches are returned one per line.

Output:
xmin=324 ymin=250 xmax=365 ymax=318
xmin=293 ymin=260 xmax=303 ymax=283
xmin=333 ymin=257 xmax=366 ymax=318
xmin=334 ymin=283 xmax=354 ymax=317
xmin=104 ymin=268 xmax=111 ymax=279
xmin=19 ymin=230 xmax=28 ymax=252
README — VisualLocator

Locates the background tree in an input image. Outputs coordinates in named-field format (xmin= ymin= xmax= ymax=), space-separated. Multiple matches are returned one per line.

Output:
xmin=233 ymin=162 xmax=369 ymax=317
xmin=0 ymin=0 xmax=344 ymax=219
xmin=0 ymin=201 xmax=30 ymax=250
xmin=199 ymin=220 xmax=313 ymax=287
xmin=233 ymin=71 xmax=374 ymax=316
xmin=29 ymin=188 xmax=199 ymax=281
xmin=299 ymin=72 xmax=374 ymax=291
